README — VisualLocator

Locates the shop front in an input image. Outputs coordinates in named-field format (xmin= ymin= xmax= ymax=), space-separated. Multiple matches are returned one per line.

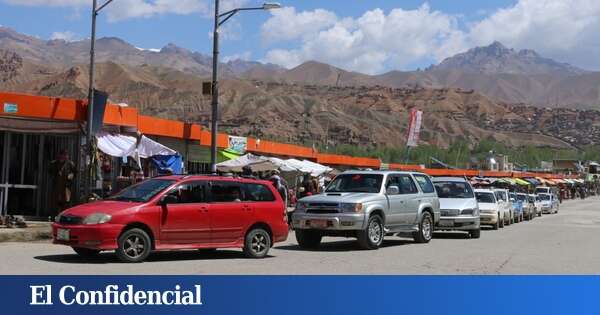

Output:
xmin=0 ymin=117 xmax=82 ymax=219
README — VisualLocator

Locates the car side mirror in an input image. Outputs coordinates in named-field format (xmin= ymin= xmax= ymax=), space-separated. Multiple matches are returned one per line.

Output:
xmin=386 ymin=185 xmax=400 ymax=195
xmin=160 ymin=194 xmax=178 ymax=205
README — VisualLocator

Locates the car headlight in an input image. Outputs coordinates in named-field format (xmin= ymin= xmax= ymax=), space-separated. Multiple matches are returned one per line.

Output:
xmin=340 ymin=203 xmax=363 ymax=213
xmin=82 ymin=213 xmax=112 ymax=225
xmin=54 ymin=213 xmax=62 ymax=223
xmin=460 ymin=208 xmax=476 ymax=215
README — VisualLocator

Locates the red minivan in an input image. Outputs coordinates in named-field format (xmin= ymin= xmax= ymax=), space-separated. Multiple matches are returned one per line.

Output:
xmin=52 ymin=176 xmax=288 ymax=262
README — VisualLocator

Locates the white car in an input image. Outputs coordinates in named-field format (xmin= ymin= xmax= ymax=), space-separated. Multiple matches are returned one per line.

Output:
xmin=538 ymin=193 xmax=559 ymax=214
xmin=475 ymin=189 xmax=503 ymax=230
xmin=493 ymin=189 xmax=513 ymax=226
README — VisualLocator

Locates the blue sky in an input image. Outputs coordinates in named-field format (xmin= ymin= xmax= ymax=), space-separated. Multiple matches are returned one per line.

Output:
xmin=1 ymin=0 xmax=599 ymax=74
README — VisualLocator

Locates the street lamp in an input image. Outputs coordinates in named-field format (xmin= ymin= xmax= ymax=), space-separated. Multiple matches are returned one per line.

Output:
xmin=85 ymin=0 xmax=114 ymax=197
xmin=209 ymin=1 xmax=282 ymax=174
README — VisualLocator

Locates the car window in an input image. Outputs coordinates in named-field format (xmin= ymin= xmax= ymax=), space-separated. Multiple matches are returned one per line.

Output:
xmin=326 ymin=174 xmax=383 ymax=193
xmin=475 ymin=192 xmax=496 ymax=203
xmin=413 ymin=175 xmax=435 ymax=193
xmin=109 ymin=179 xmax=175 ymax=202
xmin=398 ymin=175 xmax=418 ymax=195
xmin=164 ymin=181 xmax=207 ymax=204
xmin=434 ymin=181 xmax=474 ymax=198
xmin=244 ymin=183 xmax=276 ymax=202
xmin=210 ymin=181 xmax=244 ymax=202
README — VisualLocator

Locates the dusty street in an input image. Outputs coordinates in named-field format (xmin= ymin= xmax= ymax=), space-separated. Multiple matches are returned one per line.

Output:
xmin=1 ymin=197 xmax=599 ymax=275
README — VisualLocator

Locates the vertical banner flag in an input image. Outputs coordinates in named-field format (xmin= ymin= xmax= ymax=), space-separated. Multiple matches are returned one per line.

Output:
xmin=406 ymin=109 xmax=423 ymax=147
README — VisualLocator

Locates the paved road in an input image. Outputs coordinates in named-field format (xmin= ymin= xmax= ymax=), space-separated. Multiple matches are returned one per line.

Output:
xmin=1 ymin=197 xmax=600 ymax=274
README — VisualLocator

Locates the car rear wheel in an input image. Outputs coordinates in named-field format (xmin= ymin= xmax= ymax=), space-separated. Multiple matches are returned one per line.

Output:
xmin=244 ymin=228 xmax=271 ymax=258
xmin=72 ymin=247 xmax=100 ymax=258
xmin=413 ymin=212 xmax=433 ymax=244
xmin=469 ymin=229 xmax=481 ymax=239
xmin=358 ymin=214 xmax=384 ymax=249
xmin=116 ymin=228 xmax=152 ymax=263
xmin=296 ymin=230 xmax=322 ymax=249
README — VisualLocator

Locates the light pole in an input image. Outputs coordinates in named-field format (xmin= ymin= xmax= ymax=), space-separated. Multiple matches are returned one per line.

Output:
xmin=85 ymin=0 xmax=114 ymax=197
xmin=209 ymin=1 xmax=281 ymax=174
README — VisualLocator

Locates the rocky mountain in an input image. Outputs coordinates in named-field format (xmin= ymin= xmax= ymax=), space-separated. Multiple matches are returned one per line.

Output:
xmin=3 ymin=49 xmax=598 ymax=149
xmin=0 ymin=26 xmax=281 ymax=77
xmin=427 ymin=41 xmax=586 ymax=75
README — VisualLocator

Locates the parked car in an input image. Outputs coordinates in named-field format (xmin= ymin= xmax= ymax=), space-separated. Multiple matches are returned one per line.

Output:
xmin=509 ymin=192 xmax=524 ymax=222
xmin=529 ymin=194 xmax=542 ymax=217
xmin=53 ymin=176 xmax=289 ymax=262
xmin=493 ymin=189 xmax=513 ymax=226
xmin=292 ymin=171 xmax=440 ymax=249
xmin=432 ymin=177 xmax=480 ymax=239
xmin=517 ymin=193 xmax=535 ymax=220
xmin=474 ymin=189 xmax=502 ymax=230
xmin=538 ymin=193 xmax=559 ymax=214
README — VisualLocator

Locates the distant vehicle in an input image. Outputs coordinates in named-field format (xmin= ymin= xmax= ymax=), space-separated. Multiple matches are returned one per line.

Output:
xmin=292 ymin=171 xmax=440 ymax=249
xmin=53 ymin=176 xmax=289 ymax=262
xmin=494 ymin=189 xmax=513 ymax=226
xmin=475 ymin=189 xmax=502 ymax=230
xmin=509 ymin=192 xmax=524 ymax=223
xmin=534 ymin=195 xmax=544 ymax=217
xmin=517 ymin=193 xmax=535 ymax=221
xmin=538 ymin=193 xmax=559 ymax=214
xmin=535 ymin=187 xmax=551 ymax=195
xmin=433 ymin=177 xmax=480 ymax=239
xmin=529 ymin=194 xmax=542 ymax=217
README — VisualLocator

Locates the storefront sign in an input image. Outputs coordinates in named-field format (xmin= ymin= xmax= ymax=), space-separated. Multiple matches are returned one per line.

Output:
xmin=228 ymin=136 xmax=247 ymax=154
xmin=3 ymin=103 xmax=18 ymax=114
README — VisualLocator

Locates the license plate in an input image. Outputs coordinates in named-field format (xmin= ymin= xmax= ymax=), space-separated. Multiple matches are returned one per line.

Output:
xmin=439 ymin=220 xmax=454 ymax=227
xmin=310 ymin=219 xmax=328 ymax=229
xmin=57 ymin=229 xmax=70 ymax=241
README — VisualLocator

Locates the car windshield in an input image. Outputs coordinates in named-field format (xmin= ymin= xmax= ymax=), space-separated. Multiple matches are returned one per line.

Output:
xmin=539 ymin=194 xmax=551 ymax=201
xmin=108 ymin=179 xmax=176 ymax=202
xmin=434 ymin=181 xmax=474 ymax=198
xmin=475 ymin=192 xmax=496 ymax=204
xmin=516 ymin=194 xmax=527 ymax=202
xmin=326 ymin=174 xmax=383 ymax=193
xmin=495 ymin=191 xmax=507 ymax=202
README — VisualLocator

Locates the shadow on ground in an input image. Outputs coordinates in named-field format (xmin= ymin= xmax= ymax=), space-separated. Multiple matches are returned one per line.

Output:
xmin=34 ymin=249 xmax=273 ymax=264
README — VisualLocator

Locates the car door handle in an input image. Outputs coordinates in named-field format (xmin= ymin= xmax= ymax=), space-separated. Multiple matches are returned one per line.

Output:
xmin=199 ymin=207 xmax=208 ymax=213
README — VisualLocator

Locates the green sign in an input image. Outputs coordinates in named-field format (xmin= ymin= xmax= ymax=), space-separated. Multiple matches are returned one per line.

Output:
xmin=3 ymin=103 xmax=17 ymax=114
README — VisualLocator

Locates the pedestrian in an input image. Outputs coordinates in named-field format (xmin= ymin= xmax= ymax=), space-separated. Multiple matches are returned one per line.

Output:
xmin=49 ymin=149 xmax=77 ymax=212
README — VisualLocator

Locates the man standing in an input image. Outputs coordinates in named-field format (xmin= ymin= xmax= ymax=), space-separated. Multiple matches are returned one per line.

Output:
xmin=49 ymin=150 xmax=77 ymax=212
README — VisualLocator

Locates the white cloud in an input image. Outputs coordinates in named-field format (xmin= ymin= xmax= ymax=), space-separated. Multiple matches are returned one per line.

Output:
xmin=223 ymin=51 xmax=252 ymax=62
xmin=262 ymin=1 xmax=600 ymax=73
xmin=4 ymin=0 xmax=87 ymax=5
xmin=467 ymin=0 xmax=600 ymax=69
xmin=262 ymin=4 xmax=463 ymax=74
xmin=50 ymin=31 xmax=78 ymax=41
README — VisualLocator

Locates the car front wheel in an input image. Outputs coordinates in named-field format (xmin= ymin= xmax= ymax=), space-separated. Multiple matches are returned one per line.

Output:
xmin=413 ymin=212 xmax=433 ymax=244
xmin=358 ymin=214 xmax=384 ymax=249
xmin=469 ymin=229 xmax=481 ymax=239
xmin=116 ymin=228 xmax=152 ymax=263
xmin=296 ymin=230 xmax=322 ymax=249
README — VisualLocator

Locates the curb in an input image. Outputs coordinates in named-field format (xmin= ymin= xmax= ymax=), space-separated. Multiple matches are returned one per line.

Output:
xmin=0 ymin=226 xmax=52 ymax=243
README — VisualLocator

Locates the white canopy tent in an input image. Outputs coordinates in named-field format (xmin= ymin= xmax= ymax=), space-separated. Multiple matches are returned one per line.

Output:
xmin=96 ymin=131 xmax=177 ymax=159
xmin=216 ymin=154 xmax=333 ymax=176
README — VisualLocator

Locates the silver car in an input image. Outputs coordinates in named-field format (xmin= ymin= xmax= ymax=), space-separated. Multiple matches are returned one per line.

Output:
xmin=432 ymin=177 xmax=480 ymax=239
xmin=292 ymin=171 xmax=440 ymax=250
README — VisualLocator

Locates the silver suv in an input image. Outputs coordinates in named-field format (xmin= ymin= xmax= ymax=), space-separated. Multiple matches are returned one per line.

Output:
xmin=291 ymin=171 xmax=440 ymax=250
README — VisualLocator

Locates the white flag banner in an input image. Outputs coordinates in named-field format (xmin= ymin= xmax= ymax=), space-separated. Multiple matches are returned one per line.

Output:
xmin=406 ymin=109 xmax=423 ymax=147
